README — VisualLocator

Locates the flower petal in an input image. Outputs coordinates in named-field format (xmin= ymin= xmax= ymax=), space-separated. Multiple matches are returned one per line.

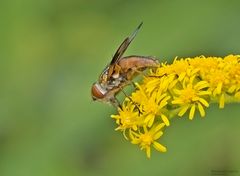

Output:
xmin=178 ymin=105 xmax=190 ymax=117
xmin=146 ymin=147 xmax=151 ymax=158
xmin=153 ymin=142 xmax=167 ymax=152
xmin=161 ymin=114 xmax=170 ymax=126
xmin=153 ymin=131 xmax=163 ymax=140
xmin=154 ymin=123 xmax=165 ymax=132
xmin=219 ymin=93 xmax=225 ymax=109
xmin=189 ymin=104 xmax=196 ymax=120
xmin=198 ymin=98 xmax=209 ymax=107
xmin=197 ymin=103 xmax=205 ymax=117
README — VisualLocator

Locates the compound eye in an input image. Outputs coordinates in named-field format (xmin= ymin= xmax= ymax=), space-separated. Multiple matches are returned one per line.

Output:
xmin=91 ymin=83 xmax=106 ymax=100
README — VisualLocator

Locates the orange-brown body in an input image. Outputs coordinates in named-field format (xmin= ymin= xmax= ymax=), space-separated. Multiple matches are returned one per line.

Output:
xmin=118 ymin=56 xmax=158 ymax=71
xmin=115 ymin=56 xmax=159 ymax=79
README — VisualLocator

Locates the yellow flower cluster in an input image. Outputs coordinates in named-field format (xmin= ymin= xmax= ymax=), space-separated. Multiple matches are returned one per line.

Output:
xmin=111 ymin=55 xmax=240 ymax=158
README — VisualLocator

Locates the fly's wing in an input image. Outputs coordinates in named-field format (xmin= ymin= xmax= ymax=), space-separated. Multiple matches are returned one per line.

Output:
xmin=107 ymin=22 xmax=143 ymax=78
xmin=110 ymin=22 xmax=143 ymax=65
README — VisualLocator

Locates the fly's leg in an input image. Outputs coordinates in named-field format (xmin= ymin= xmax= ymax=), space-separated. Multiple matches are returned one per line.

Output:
xmin=134 ymin=69 xmax=147 ymax=77
xmin=119 ymin=88 xmax=142 ymax=115
xmin=110 ymin=97 xmax=123 ymax=110
xmin=126 ymin=68 xmax=147 ymax=81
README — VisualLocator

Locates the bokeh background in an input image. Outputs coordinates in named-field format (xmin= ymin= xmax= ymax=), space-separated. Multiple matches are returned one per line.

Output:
xmin=0 ymin=0 xmax=240 ymax=176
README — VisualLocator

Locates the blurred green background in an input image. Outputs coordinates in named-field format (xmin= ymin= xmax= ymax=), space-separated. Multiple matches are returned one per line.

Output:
xmin=0 ymin=0 xmax=240 ymax=176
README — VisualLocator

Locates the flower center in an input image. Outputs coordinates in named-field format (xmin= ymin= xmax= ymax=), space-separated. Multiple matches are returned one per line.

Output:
xmin=181 ymin=87 xmax=196 ymax=102
xmin=140 ymin=133 xmax=153 ymax=146
xmin=122 ymin=114 xmax=134 ymax=125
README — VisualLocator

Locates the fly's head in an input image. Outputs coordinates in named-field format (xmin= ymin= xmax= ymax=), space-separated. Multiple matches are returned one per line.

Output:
xmin=91 ymin=82 xmax=107 ymax=101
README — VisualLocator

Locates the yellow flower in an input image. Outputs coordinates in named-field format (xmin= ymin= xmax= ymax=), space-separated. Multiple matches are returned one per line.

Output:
xmin=172 ymin=77 xmax=211 ymax=119
xmin=143 ymin=74 xmax=177 ymax=95
xmin=131 ymin=83 xmax=171 ymax=127
xmin=188 ymin=56 xmax=219 ymax=78
xmin=205 ymin=69 xmax=227 ymax=98
xmin=200 ymin=55 xmax=240 ymax=108
xmin=142 ymin=92 xmax=170 ymax=127
xmin=110 ymin=54 xmax=240 ymax=158
xmin=129 ymin=123 xmax=166 ymax=158
xmin=225 ymin=55 xmax=240 ymax=97
xmin=111 ymin=101 xmax=142 ymax=134
xmin=170 ymin=58 xmax=199 ymax=82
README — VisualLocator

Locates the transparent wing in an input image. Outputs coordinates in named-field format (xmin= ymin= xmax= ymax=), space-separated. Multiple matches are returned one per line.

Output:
xmin=110 ymin=22 xmax=143 ymax=65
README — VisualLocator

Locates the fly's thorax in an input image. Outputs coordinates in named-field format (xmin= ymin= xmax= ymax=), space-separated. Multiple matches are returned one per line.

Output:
xmin=107 ymin=73 xmax=128 ymax=90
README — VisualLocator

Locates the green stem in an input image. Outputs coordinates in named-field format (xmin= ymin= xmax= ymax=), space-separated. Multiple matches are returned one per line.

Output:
xmin=168 ymin=107 xmax=182 ymax=119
